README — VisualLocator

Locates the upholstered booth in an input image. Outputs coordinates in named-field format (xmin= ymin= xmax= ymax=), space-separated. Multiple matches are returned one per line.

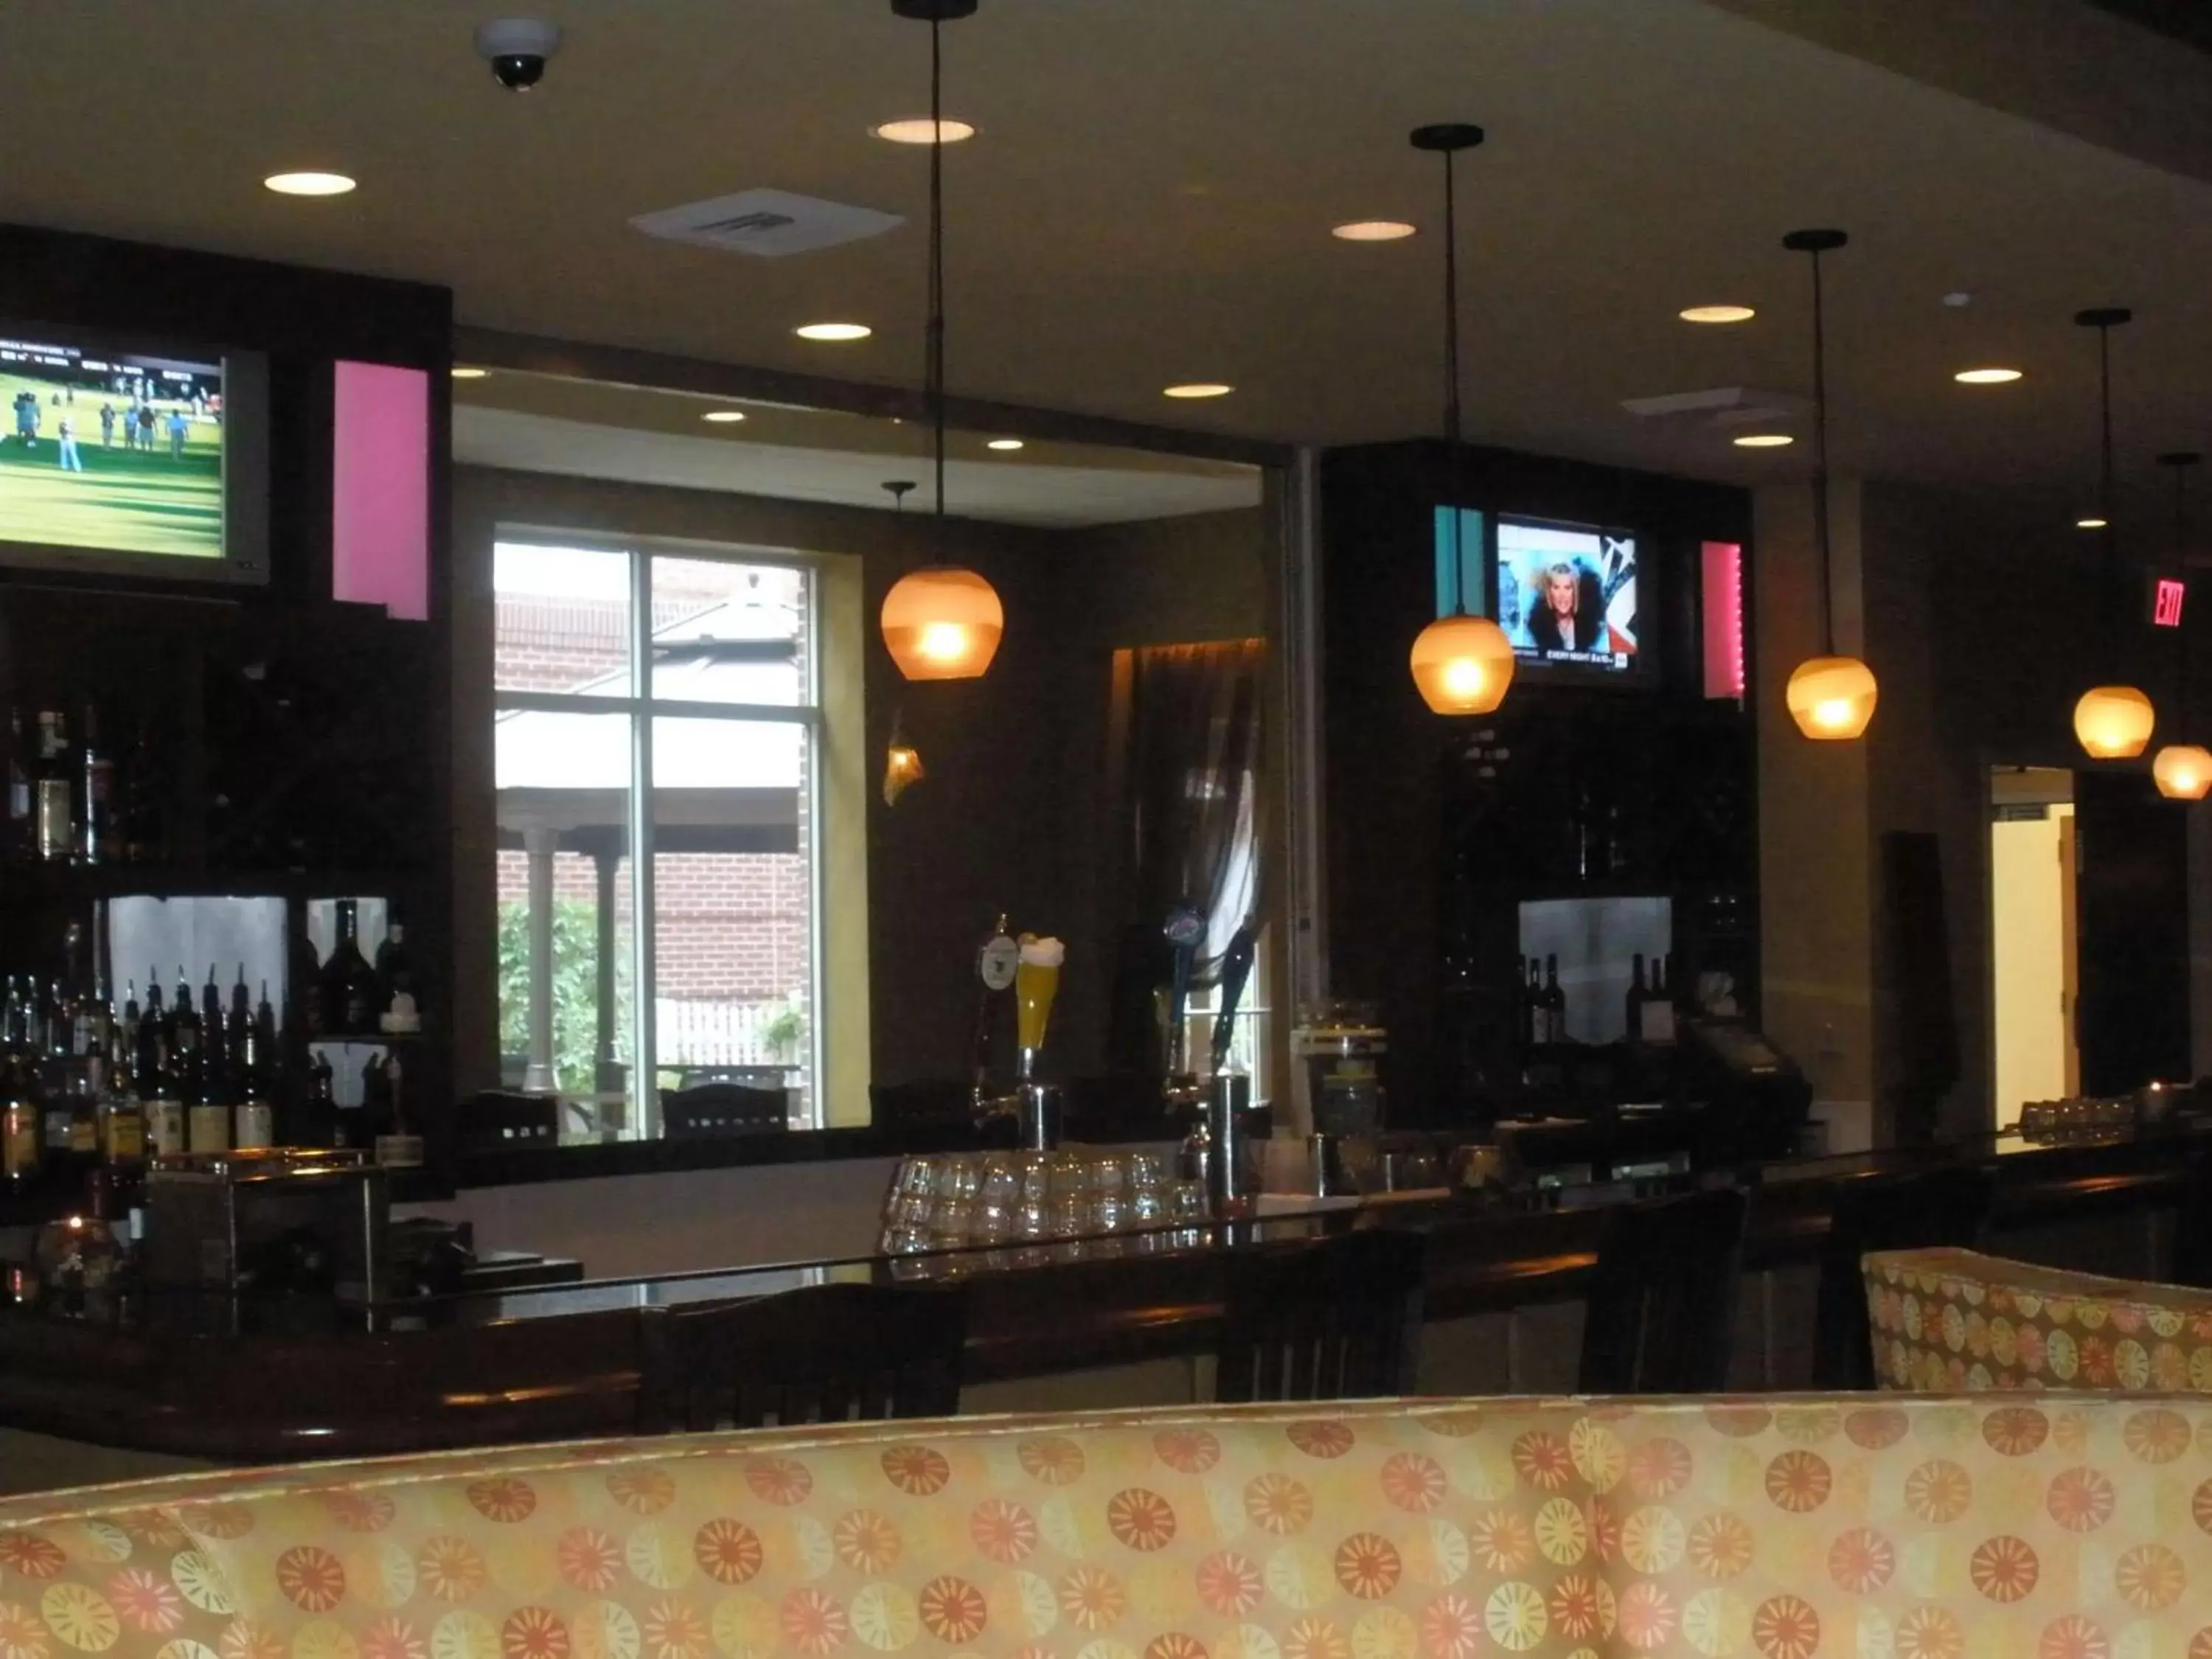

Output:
xmin=1866 ymin=1245 xmax=2212 ymax=1391
xmin=4 ymin=1394 xmax=2211 ymax=1659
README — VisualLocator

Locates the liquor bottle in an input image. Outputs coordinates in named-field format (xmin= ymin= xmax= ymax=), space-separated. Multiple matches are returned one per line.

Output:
xmin=5 ymin=708 xmax=30 ymax=862
xmin=185 ymin=969 xmax=229 ymax=1156
xmin=254 ymin=980 xmax=279 ymax=1105
xmin=97 ymin=1034 xmax=144 ymax=1170
xmin=232 ymin=1003 xmax=273 ymax=1152
xmin=76 ymin=703 xmax=111 ymax=866
xmin=373 ymin=904 xmax=417 ymax=1028
xmin=136 ymin=973 xmax=164 ymax=1085
xmin=1542 ymin=956 xmax=1568 ymax=1046
xmin=32 ymin=710 xmax=72 ymax=863
xmin=320 ymin=900 xmax=379 ymax=1035
xmin=143 ymin=1032 xmax=185 ymax=1160
xmin=1625 ymin=954 xmax=1647 ymax=1043
xmin=1 ymin=1009 xmax=37 ymax=1189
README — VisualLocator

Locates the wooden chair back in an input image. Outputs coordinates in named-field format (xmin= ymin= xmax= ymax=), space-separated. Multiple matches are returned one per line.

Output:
xmin=637 ymin=1281 xmax=967 ymax=1432
xmin=1579 ymin=1186 xmax=1749 ymax=1394
xmin=661 ymin=1082 xmax=788 ymax=1139
xmin=1213 ymin=1228 xmax=1428 ymax=1402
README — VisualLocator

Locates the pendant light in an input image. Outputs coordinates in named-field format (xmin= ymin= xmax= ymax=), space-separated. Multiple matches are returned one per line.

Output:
xmin=2073 ymin=308 xmax=2156 ymax=758
xmin=879 ymin=481 xmax=929 ymax=802
xmin=2151 ymin=451 xmax=2208 ymax=798
xmin=879 ymin=0 xmax=1003 ymax=681
xmin=1406 ymin=123 xmax=1514 ymax=716
xmin=1779 ymin=229 xmax=1878 ymax=741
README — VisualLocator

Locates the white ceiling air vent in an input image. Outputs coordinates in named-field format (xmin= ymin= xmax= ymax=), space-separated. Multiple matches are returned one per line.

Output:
xmin=630 ymin=189 xmax=905 ymax=258
xmin=1620 ymin=386 xmax=1810 ymax=428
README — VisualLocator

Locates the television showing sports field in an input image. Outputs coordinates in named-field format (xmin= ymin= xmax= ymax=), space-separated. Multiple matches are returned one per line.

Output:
xmin=1495 ymin=515 xmax=1644 ymax=676
xmin=0 ymin=327 xmax=268 ymax=582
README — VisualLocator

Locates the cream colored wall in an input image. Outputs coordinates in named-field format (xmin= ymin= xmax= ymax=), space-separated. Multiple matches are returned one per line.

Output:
xmin=1990 ymin=808 xmax=2072 ymax=1128
xmin=1755 ymin=479 xmax=1874 ymax=1113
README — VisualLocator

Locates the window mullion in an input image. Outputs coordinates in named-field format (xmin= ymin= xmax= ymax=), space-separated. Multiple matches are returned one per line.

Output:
xmin=628 ymin=549 xmax=658 ymax=1140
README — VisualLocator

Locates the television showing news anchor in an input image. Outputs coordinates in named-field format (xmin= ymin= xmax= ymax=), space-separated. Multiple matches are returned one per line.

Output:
xmin=1496 ymin=518 xmax=1641 ymax=671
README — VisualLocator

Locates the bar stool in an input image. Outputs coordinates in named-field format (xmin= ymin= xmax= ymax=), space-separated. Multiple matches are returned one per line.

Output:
xmin=1577 ymin=1187 xmax=1749 ymax=1394
xmin=1211 ymin=1228 xmax=1428 ymax=1402
xmin=636 ymin=1281 xmax=967 ymax=1432
xmin=1811 ymin=1161 xmax=1995 ymax=1389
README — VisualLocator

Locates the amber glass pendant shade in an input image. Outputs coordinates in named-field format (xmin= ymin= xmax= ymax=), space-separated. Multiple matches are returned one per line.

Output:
xmin=2074 ymin=685 xmax=2154 ymax=759
xmin=1785 ymin=654 xmax=1878 ymax=740
xmin=882 ymin=566 xmax=1004 ymax=681
xmin=1410 ymin=614 xmax=1515 ymax=714
xmin=2152 ymin=743 xmax=2212 ymax=799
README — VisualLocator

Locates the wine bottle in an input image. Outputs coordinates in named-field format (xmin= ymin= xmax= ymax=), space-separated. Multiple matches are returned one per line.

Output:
xmin=199 ymin=964 xmax=227 ymax=1101
xmin=232 ymin=1007 xmax=273 ymax=1152
xmin=32 ymin=710 xmax=72 ymax=863
xmin=320 ymin=900 xmax=378 ymax=1035
xmin=5 ymin=708 xmax=31 ymax=863
xmin=373 ymin=903 xmax=417 ymax=1028
xmin=136 ymin=973 xmax=164 ymax=1088
xmin=1543 ymin=956 xmax=1568 ymax=1046
xmin=309 ymin=1054 xmax=341 ymax=1148
xmin=1625 ymin=954 xmax=1646 ymax=1043
xmin=76 ymin=702 xmax=111 ymax=866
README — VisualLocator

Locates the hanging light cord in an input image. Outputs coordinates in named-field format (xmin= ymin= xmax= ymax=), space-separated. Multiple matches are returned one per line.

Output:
xmin=1441 ymin=145 xmax=1465 ymax=617
xmin=927 ymin=15 xmax=948 ymax=567
xmin=2175 ymin=456 xmax=2193 ymax=715
xmin=2101 ymin=321 xmax=2117 ymax=681
xmin=1809 ymin=243 xmax=1834 ymax=657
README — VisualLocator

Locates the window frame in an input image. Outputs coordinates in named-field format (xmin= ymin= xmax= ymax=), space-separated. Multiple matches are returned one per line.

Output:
xmin=493 ymin=529 xmax=827 ymax=1135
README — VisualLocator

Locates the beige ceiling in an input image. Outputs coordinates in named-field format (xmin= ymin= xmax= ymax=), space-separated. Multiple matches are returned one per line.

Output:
xmin=452 ymin=369 xmax=1262 ymax=525
xmin=6 ymin=0 xmax=2212 ymax=506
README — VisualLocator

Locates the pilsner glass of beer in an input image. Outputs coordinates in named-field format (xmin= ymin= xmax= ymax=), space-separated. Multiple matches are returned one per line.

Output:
xmin=1015 ymin=935 xmax=1064 ymax=1077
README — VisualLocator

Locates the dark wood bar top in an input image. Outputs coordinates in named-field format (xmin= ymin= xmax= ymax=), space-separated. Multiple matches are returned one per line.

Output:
xmin=1 ymin=1124 xmax=2204 ymax=1464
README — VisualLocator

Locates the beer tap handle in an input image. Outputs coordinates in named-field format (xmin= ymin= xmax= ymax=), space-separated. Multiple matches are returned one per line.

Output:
xmin=1210 ymin=922 xmax=1258 ymax=1077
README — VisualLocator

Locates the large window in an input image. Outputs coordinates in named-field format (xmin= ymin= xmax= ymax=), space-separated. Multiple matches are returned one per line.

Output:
xmin=494 ymin=540 xmax=823 ymax=1135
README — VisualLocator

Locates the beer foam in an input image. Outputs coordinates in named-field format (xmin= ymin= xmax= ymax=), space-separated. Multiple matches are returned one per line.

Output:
xmin=1018 ymin=936 xmax=1065 ymax=967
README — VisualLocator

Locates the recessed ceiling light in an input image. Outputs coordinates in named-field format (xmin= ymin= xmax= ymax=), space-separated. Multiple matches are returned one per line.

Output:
xmin=2078 ymin=516 xmax=2109 ymax=529
xmin=795 ymin=322 xmax=872 ymax=341
xmin=449 ymin=366 xmax=490 ymax=380
xmin=263 ymin=170 xmax=357 ymax=197
xmin=1733 ymin=433 xmax=1794 ymax=448
xmin=1164 ymin=383 xmax=1233 ymax=399
xmin=1332 ymin=220 xmax=1416 ymax=242
xmin=701 ymin=409 xmax=748 ymax=423
xmin=872 ymin=118 xmax=976 ymax=145
xmin=1955 ymin=367 xmax=2024 ymax=384
xmin=986 ymin=438 xmax=1024 ymax=451
xmin=1680 ymin=305 xmax=1756 ymax=324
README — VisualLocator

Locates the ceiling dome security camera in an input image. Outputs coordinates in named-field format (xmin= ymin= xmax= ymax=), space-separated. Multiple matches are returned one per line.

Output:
xmin=475 ymin=18 xmax=563 ymax=91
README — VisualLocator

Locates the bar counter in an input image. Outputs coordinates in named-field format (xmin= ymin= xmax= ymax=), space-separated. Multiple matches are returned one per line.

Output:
xmin=1 ymin=1124 xmax=2204 ymax=1467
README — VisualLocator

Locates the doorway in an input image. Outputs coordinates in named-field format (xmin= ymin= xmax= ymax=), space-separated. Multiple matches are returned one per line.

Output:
xmin=1989 ymin=768 xmax=2077 ymax=1127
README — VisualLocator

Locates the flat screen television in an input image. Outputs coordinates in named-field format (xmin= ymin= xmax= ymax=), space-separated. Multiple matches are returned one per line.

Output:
xmin=0 ymin=324 xmax=268 ymax=584
xmin=1495 ymin=515 xmax=1644 ymax=679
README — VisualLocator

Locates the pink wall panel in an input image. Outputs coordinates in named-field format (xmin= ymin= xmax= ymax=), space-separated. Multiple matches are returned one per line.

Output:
xmin=333 ymin=361 xmax=431 ymax=621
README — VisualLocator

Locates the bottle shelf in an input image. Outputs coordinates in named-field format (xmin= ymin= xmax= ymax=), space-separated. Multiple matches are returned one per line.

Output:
xmin=0 ymin=865 xmax=432 ymax=903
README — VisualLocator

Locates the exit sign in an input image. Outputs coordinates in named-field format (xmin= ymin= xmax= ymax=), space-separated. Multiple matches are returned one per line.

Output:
xmin=2152 ymin=575 xmax=2188 ymax=627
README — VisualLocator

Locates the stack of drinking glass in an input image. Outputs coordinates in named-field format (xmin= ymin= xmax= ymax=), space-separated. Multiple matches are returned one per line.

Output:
xmin=880 ymin=1150 xmax=1208 ymax=1255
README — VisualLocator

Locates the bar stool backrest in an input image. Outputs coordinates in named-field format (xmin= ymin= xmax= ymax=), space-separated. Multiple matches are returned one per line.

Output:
xmin=1213 ymin=1228 xmax=1428 ymax=1403
xmin=637 ymin=1281 xmax=967 ymax=1432
xmin=1812 ymin=1161 xmax=1995 ymax=1388
xmin=1577 ymin=1186 xmax=1749 ymax=1394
